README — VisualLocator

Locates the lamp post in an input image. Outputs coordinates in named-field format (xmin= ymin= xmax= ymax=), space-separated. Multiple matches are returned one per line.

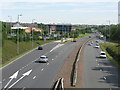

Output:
xmin=107 ymin=20 xmax=111 ymax=41
xmin=8 ymin=16 xmax=12 ymax=35
xmin=17 ymin=14 xmax=22 ymax=55
xmin=32 ymin=19 xmax=35 ymax=48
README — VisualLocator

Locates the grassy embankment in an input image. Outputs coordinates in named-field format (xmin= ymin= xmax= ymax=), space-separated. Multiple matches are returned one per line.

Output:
xmin=2 ymin=40 xmax=54 ymax=67
xmin=100 ymin=43 xmax=120 ymax=68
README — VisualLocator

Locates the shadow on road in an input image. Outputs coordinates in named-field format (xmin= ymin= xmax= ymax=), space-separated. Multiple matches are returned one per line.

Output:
xmin=92 ymin=64 xmax=120 ymax=87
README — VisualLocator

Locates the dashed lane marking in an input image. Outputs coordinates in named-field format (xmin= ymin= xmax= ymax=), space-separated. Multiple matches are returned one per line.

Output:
xmin=103 ymin=77 xmax=106 ymax=80
xmin=33 ymin=76 xmax=36 ymax=79
xmin=41 ymin=68 xmax=44 ymax=71
xmin=47 ymin=63 xmax=49 ymax=65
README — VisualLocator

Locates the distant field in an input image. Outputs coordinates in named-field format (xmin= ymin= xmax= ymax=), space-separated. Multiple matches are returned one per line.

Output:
xmin=2 ymin=40 xmax=54 ymax=64
xmin=100 ymin=43 xmax=120 ymax=67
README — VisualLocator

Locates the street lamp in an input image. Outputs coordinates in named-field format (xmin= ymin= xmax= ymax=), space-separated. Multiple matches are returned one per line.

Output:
xmin=8 ymin=16 xmax=12 ymax=35
xmin=32 ymin=19 xmax=35 ymax=48
xmin=17 ymin=14 xmax=22 ymax=55
xmin=107 ymin=20 xmax=111 ymax=41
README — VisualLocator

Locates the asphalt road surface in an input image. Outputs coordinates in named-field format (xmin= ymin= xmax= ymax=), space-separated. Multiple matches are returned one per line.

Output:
xmin=1 ymin=36 xmax=89 ymax=89
xmin=83 ymin=38 xmax=120 ymax=88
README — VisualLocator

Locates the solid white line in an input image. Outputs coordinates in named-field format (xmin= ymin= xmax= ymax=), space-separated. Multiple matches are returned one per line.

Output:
xmin=41 ymin=68 xmax=44 ymax=71
xmin=1 ymin=43 xmax=50 ymax=69
xmin=22 ymin=87 xmax=26 ymax=90
xmin=4 ymin=78 xmax=13 ymax=88
xmin=103 ymin=77 xmax=106 ymax=80
xmin=33 ymin=76 xmax=36 ymax=79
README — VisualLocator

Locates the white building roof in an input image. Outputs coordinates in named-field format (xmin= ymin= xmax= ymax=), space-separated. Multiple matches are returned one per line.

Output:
xmin=11 ymin=27 xmax=29 ymax=29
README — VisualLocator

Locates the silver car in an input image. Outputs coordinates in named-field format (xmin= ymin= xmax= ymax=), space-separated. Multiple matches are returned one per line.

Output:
xmin=39 ymin=55 xmax=48 ymax=63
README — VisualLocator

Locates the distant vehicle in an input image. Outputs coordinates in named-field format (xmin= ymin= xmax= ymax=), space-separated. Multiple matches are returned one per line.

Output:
xmin=39 ymin=55 xmax=48 ymax=63
xmin=38 ymin=46 xmax=43 ymax=50
xmin=72 ymin=38 xmax=76 ymax=42
xmin=95 ymin=44 xmax=100 ymax=48
xmin=88 ymin=43 xmax=92 ymax=46
xmin=100 ymin=51 xmax=106 ymax=58
xmin=96 ymin=40 xmax=99 ymax=43
xmin=89 ymin=36 xmax=91 ymax=38
xmin=91 ymin=41 xmax=93 ymax=44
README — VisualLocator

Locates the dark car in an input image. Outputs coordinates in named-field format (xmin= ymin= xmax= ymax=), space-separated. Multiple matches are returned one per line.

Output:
xmin=38 ymin=46 xmax=43 ymax=50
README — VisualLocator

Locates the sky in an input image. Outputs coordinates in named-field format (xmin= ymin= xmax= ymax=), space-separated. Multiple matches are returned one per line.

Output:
xmin=0 ymin=0 xmax=119 ymax=25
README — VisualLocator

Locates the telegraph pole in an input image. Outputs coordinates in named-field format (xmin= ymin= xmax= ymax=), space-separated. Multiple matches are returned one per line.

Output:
xmin=17 ymin=14 xmax=22 ymax=55
xmin=32 ymin=19 xmax=35 ymax=48
xmin=8 ymin=16 xmax=12 ymax=35
xmin=107 ymin=20 xmax=111 ymax=41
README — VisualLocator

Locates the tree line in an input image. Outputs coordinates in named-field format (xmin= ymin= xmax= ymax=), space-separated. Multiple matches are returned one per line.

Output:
xmin=97 ymin=24 xmax=120 ymax=43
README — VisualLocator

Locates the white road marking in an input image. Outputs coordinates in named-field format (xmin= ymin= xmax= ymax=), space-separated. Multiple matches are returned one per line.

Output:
xmin=8 ymin=69 xmax=32 ymax=88
xmin=52 ymin=59 xmax=54 ymax=61
xmin=22 ymin=87 xmax=26 ymax=90
xmin=4 ymin=71 xmax=19 ymax=88
xmin=33 ymin=76 xmax=36 ymax=79
xmin=50 ymin=44 xmax=64 ymax=52
xmin=41 ymin=68 xmax=44 ymax=71
xmin=103 ymin=77 xmax=106 ymax=80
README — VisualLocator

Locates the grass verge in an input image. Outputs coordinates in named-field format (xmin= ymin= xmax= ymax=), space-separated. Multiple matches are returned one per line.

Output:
xmin=1 ymin=40 xmax=54 ymax=68
xmin=100 ymin=43 xmax=120 ymax=68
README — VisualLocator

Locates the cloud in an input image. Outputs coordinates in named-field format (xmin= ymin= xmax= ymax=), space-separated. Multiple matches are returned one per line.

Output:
xmin=0 ymin=2 xmax=45 ymax=10
xmin=0 ymin=0 xmax=119 ymax=3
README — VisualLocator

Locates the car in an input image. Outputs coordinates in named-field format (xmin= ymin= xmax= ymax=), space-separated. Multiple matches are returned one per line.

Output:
xmin=96 ymin=40 xmax=99 ymax=43
xmin=89 ymin=36 xmax=91 ymax=38
xmin=88 ymin=43 xmax=92 ymax=46
xmin=39 ymin=55 xmax=48 ymax=63
xmin=38 ymin=46 xmax=43 ymax=50
xmin=100 ymin=51 xmax=106 ymax=58
xmin=72 ymin=38 xmax=76 ymax=42
xmin=91 ymin=41 xmax=93 ymax=44
xmin=95 ymin=44 xmax=100 ymax=48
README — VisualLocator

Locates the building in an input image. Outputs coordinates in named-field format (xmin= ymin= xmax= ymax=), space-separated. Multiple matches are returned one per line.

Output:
xmin=46 ymin=24 xmax=72 ymax=34
xmin=11 ymin=23 xmax=43 ymax=33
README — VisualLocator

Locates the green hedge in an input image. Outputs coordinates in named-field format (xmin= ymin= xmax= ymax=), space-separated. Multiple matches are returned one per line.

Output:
xmin=100 ymin=43 xmax=120 ymax=67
